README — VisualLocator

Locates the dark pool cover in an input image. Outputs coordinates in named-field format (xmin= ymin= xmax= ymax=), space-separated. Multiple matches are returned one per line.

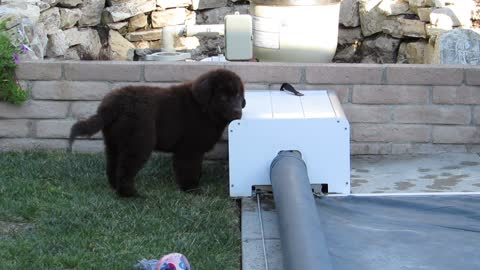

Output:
xmin=316 ymin=195 xmax=480 ymax=270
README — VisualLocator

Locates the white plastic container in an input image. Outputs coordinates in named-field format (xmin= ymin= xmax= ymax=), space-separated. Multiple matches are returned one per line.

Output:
xmin=251 ymin=0 xmax=341 ymax=62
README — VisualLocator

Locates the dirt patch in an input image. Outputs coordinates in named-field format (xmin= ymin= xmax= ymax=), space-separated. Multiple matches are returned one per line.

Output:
xmin=426 ymin=174 xmax=469 ymax=190
xmin=0 ymin=221 xmax=34 ymax=235
xmin=394 ymin=181 xmax=416 ymax=191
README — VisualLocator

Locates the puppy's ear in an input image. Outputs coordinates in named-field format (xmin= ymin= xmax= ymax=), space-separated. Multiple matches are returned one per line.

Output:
xmin=192 ymin=77 xmax=211 ymax=107
xmin=242 ymin=98 xmax=246 ymax=108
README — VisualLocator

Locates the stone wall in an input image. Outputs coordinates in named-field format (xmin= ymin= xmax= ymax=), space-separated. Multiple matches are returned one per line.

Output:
xmin=1 ymin=61 xmax=479 ymax=158
xmin=1 ymin=0 xmax=480 ymax=63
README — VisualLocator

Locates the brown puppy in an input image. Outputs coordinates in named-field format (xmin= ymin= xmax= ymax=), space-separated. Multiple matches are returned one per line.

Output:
xmin=69 ymin=69 xmax=245 ymax=197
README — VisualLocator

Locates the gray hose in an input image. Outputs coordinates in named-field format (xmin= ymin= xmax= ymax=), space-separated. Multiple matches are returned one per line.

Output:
xmin=270 ymin=150 xmax=333 ymax=270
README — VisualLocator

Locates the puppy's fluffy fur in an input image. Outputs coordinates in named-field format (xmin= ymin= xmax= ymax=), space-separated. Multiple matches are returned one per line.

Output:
xmin=69 ymin=69 xmax=245 ymax=197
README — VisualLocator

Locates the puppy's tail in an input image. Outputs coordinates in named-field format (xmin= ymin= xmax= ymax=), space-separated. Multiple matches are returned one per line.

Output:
xmin=68 ymin=115 xmax=104 ymax=153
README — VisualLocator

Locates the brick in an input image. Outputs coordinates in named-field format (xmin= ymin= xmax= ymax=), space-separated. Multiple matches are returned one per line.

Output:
xmin=433 ymin=85 xmax=480 ymax=105
xmin=16 ymin=61 xmax=62 ymax=80
xmin=0 ymin=139 xmax=67 ymax=151
xmin=467 ymin=144 xmax=480 ymax=153
xmin=0 ymin=120 xmax=31 ymax=137
xmin=205 ymin=142 xmax=227 ymax=160
xmin=32 ymin=81 xmax=110 ymax=100
xmin=303 ymin=84 xmax=350 ymax=103
xmin=112 ymin=82 xmax=174 ymax=89
xmin=394 ymin=105 xmax=471 ymax=124
xmin=305 ymin=64 xmax=383 ymax=84
xmin=145 ymin=62 xmax=224 ymax=82
xmin=352 ymin=85 xmax=429 ymax=104
xmin=475 ymin=106 xmax=480 ymax=125
xmin=343 ymin=104 xmax=391 ymax=123
xmin=433 ymin=126 xmax=480 ymax=144
xmin=225 ymin=63 xmax=303 ymax=83
xmin=0 ymin=101 xmax=69 ymax=119
xmin=351 ymin=143 xmax=392 ymax=155
xmin=64 ymin=61 xmax=142 ymax=81
xmin=36 ymin=120 xmax=75 ymax=138
xmin=465 ymin=67 xmax=480 ymax=85
xmin=72 ymin=139 xmax=104 ymax=153
xmin=352 ymin=124 xmax=431 ymax=142
xmin=392 ymin=143 xmax=467 ymax=154
xmin=385 ymin=65 xmax=463 ymax=85
xmin=71 ymin=101 xmax=100 ymax=119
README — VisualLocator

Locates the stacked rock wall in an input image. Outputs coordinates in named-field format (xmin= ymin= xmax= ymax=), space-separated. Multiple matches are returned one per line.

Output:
xmin=0 ymin=0 xmax=479 ymax=63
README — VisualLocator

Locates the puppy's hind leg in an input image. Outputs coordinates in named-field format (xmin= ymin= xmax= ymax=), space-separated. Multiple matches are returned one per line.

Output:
xmin=172 ymin=153 xmax=204 ymax=192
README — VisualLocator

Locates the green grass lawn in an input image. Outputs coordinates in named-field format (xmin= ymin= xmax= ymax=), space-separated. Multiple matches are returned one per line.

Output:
xmin=0 ymin=151 xmax=240 ymax=269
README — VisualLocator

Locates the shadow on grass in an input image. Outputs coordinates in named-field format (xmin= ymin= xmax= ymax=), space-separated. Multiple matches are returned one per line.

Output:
xmin=0 ymin=151 xmax=240 ymax=270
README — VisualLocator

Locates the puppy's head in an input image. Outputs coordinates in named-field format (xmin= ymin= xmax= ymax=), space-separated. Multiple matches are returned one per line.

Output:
xmin=192 ymin=69 xmax=246 ymax=122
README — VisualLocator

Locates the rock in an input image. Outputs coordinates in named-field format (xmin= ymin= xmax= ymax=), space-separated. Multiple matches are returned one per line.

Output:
xmin=39 ymin=7 xmax=61 ymax=35
xmin=333 ymin=44 xmax=361 ymax=62
xmin=128 ymin=13 xmax=147 ymax=32
xmin=64 ymin=46 xmax=81 ymax=60
xmin=73 ymin=28 xmax=102 ymax=59
xmin=431 ymin=28 xmax=480 ymax=64
xmin=174 ymin=36 xmax=200 ymax=50
xmin=190 ymin=36 xmax=223 ymax=60
xmin=359 ymin=0 xmax=388 ymax=37
xmin=378 ymin=0 xmax=411 ymax=16
xmin=29 ymin=22 xmax=48 ymax=59
xmin=151 ymin=8 xmax=194 ymax=28
xmin=417 ymin=7 xmax=434 ymax=21
xmin=196 ymin=5 xmax=249 ymax=24
xmin=192 ymin=0 xmax=228 ymax=10
xmin=382 ymin=16 xmax=427 ymax=38
xmin=126 ymin=29 xmax=163 ymax=42
xmin=397 ymin=40 xmax=427 ymax=63
xmin=430 ymin=6 xmax=473 ymax=27
xmin=59 ymin=8 xmax=81 ymax=29
xmin=108 ymin=30 xmax=135 ymax=60
xmin=340 ymin=0 xmax=361 ymax=27
xmin=46 ymin=30 xmax=69 ymax=57
xmin=156 ymin=0 xmax=191 ymax=9
xmin=78 ymin=0 xmax=105 ymax=27
xmin=108 ymin=21 xmax=129 ymax=30
xmin=57 ymin=0 xmax=82 ymax=7
xmin=338 ymin=27 xmax=363 ymax=45
xmin=0 ymin=3 xmax=41 ymax=26
xmin=133 ymin=41 xmax=163 ymax=49
xmin=408 ymin=0 xmax=433 ymax=12
xmin=104 ymin=0 xmax=156 ymax=23
xmin=64 ymin=27 xmax=81 ymax=46
xmin=360 ymin=33 xmax=401 ymax=63
xmin=425 ymin=23 xmax=451 ymax=38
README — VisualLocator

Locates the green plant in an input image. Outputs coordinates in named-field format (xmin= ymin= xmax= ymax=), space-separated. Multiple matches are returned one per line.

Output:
xmin=0 ymin=20 xmax=29 ymax=105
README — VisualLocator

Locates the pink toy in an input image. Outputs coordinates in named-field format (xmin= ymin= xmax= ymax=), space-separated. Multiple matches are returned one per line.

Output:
xmin=154 ymin=253 xmax=190 ymax=270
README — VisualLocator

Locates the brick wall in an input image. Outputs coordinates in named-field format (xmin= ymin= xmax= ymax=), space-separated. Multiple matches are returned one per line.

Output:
xmin=1 ymin=61 xmax=479 ymax=158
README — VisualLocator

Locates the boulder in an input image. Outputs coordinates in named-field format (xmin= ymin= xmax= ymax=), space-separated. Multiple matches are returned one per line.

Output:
xmin=39 ymin=7 xmax=61 ymax=35
xmin=359 ymin=0 xmax=388 ymax=37
xmin=360 ymin=33 xmax=401 ymax=63
xmin=382 ymin=16 xmax=427 ymax=38
xmin=73 ymin=28 xmax=102 ymax=59
xmin=108 ymin=30 xmax=135 ymax=60
xmin=126 ymin=29 xmax=163 ymax=42
xmin=397 ymin=40 xmax=428 ymax=63
xmin=59 ymin=8 xmax=81 ymax=29
xmin=78 ymin=0 xmax=105 ymax=27
xmin=0 ymin=3 xmax=41 ymax=26
xmin=46 ymin=30 xmax=69 ymax=57
xmin=64 ymin=46 xmax=81 ymax=60
xmin=29 ymin=22 xmax=48 ymax=59
xmin=104 ymin=0 xmax=156 ymax=23
xmin=340 ymin=0 xmax=361 ymax=27
xmin=417 ymin=7 xmax=434 ymax=22
xmin=64 ymin=27 xmax=82 ymax=46
xmin=333 ymin=44 xmax=361 ymax=62
xmin=431 ymin=28 xmax=480 ymax=64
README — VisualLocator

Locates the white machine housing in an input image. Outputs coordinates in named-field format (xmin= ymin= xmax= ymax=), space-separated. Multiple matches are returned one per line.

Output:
xmin=228 ymin=89 xmax=350 ymax=197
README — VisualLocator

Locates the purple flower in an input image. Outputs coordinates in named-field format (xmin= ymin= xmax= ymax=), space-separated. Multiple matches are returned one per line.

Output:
xmin=20 ymin=43 xmax=29 ymax=54
xmin=13 ymin=53 xmax=20 ymax=64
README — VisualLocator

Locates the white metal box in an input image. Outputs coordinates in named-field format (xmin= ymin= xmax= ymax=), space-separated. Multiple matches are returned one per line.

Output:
xmin=225 ymin=13 xmax=253 ymax=61
xmin=228 ymin=90 xmax=350 ymax=197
